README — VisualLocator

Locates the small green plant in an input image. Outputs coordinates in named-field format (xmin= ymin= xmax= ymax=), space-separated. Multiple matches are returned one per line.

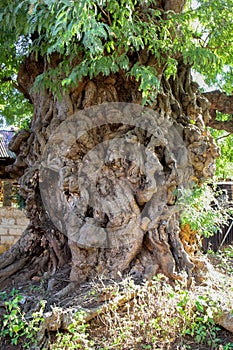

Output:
xmin=51 ymin=310 xmax=94 ymax=350
xmin=0 ymin=289 xmax=26 ymax=346
xmin=179 ymin=294 xmax=221 ymax=346
xmin=0 ymin=288 xmax=45 ymax=348
xmin=222 ymin=343 xmax=233 ymax=350
xmin=2 ymin=273 xmax=232 ymax=349
xmin=209 ymin=245 xmax=233 ymax=275
xmin=178 ymin=182 xmax=232 ymax=238
xmin=46 ymin=273 xmax=233 ymax=349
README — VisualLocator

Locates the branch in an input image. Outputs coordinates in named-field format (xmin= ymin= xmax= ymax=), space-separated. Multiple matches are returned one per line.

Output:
xmin=204 ymin=90 xmax=233 ymax=115
xmin=216 ymin=133 xmax=231 ymax=141
xmin=204 ymin=90 xmax=233 ymax=133
xmin=208 ymin=118 xmax=233 ymax=133
xmin=164 ymin=0 xmax=186 ymax=13
xmin=0 ymin=77 xmax=13 ymax=84
xmin=0 ymin=76 xmax=32 ymax=102
xmin=12 ymin=81 xmax=32 ymax=101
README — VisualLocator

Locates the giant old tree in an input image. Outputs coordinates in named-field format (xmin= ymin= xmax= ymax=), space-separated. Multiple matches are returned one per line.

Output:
xmin=0 ymin=0 xmax=233 ymax=286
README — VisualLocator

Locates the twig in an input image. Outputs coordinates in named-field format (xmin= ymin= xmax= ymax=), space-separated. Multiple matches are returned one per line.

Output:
xmin=218 ymin=219 xmax=233 ymax=250
xmin=216 ymin=133 xmax=231 ymax=141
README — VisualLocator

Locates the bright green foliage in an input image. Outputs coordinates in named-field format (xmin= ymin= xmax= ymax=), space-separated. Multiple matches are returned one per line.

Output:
xmin=181 ymin=0 xmax=233 ymax=90
xmin=0 ymin=2 xmax=33 ymax=127
xmin=51 ymin=310 xmax=94 ymax=350
xmin=0 ymin=82 xmax=33 ymax=128
xmin=0 ymin=288 xmax=45 ymax=348
xmin=177 ymin=292 xmax=221 ymax=345
xmin=210 ymin=115 xmax=233 ymax=179
xmin=215 ymin=132 xmax=233 ymax=180
xmin=0 ymin=0 xmax=233 ymax=113
xmin=178 ymin=183 xmax=232 ymax=237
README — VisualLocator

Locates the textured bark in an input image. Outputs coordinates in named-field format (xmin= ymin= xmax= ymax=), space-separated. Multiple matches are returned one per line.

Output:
xmin=155 ymin=0 xmax=186 ymax=13
xmin=204 ymin=90 xmax=233 ymax=132
xmin=204 ymin=90 xmax=233 ymax=115
xmin=0 ymin=52 xmax=219 ymax=286
xmin=164 ymin=0 xmax=185 ymax=13
xmin=209 ymin=119 xmax=233 ymax=133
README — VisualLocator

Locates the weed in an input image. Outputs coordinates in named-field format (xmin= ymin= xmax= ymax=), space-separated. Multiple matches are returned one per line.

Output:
xmin=0 ymin=289 xmax=45 ymax=348
xmin=210 ymin=245 xmax=233 ymax=275
xmin=51 ymin=310 xmax=94 ymax=350
xmin=179 ymin=294 xmax=221 ymax=346
xmin=178 ymin=183 xmax=232 ymax=238
xmin=1 ymin=254 xmax=233 ymax=350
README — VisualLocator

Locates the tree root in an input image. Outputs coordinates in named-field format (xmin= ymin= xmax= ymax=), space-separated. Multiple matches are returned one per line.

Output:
xmin=39 ymin=280 xmax=233 ymax=344
xmin=0 ymin=257 xmax=28 ymax=280
xmin=53 ymin=282 xmax=77 ymax=299
xmin=216 ymin=312 xmax=233 ymax=333
xmin=42 ymin=288 xmax=137 ymax=333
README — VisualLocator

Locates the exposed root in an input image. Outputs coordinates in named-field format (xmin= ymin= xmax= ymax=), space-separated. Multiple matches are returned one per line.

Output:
xmin=0 ymin=258 xmax=28 ymax=280
xmin=42 ymin=287 xmax=137 ymax=333
xmin=53 ymin=282 xmax=77 ymax=299
xmin=0 ymin=226 xmax=36 ymax=272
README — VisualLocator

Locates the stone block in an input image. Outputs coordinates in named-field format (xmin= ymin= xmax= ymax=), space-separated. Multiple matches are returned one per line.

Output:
xmin=0 ymin=244 xmax=10 ymax=255
xmin=0 ymin=207 xmax=17 ymax=218
xmin=16 ymin=218 xmax=30 ymax=226
xmin=0 ymin=226 xmax=9 ymax=235
xmin=9 ymin=227 xmax=24 ymax=236
xmin=0 ymin=207 xmax=26 ymax=219
xmin=1 ymin=218 xmax=15 ymax=225
xmin=1 ymin=235 xmax=15 ymax=244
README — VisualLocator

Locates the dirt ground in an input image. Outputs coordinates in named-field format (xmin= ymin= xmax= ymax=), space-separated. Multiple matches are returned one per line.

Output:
xmin=1 ymin=248 xmax=233 ymax=350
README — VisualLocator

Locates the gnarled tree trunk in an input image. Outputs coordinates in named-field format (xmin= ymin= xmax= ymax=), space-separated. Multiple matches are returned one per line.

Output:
xmin=0 ymin=55 xmax=219 ymax=287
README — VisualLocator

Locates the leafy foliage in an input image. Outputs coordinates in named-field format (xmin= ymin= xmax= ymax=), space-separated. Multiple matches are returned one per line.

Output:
xmin=210 ymin=116 xmax=233 ymax=179
xmin=0 ymin=289 xmax=45 ymax=348
xmin=189 ymin=0 xmax=233 ymax=90
xmin=0 ymin=82 xmax=33 ymax=128
xmin=2 ymin=274 xmax=232 ymax=349
xmin=1 ymin=258 xmax=233 ymax=349
xmin=0 ymin=1 xmax=33 ymax=127
xmin=215 ymin=133 xmax=233 ymax=180
xmin=0 ymin=0 xmax=233 ymax=113
xmin=178 ymin=183 xmax=232 ymax=238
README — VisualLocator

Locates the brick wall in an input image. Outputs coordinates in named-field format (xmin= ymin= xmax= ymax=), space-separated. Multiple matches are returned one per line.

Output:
xmin=0 ymin=207 xmax=29 ymax=254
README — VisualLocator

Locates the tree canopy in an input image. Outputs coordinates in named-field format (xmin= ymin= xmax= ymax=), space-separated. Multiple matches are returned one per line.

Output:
xmin=1 ymin=0 xmax=232 ymax=183
xmin=0 ymin=0 xmax=233 ymax=108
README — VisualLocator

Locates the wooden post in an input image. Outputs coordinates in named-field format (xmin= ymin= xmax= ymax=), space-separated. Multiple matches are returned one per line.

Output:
xmin=3 ymin=180 xmax=12 ymax=207
xmin=0 ymin=179 xmax=3 ymax=206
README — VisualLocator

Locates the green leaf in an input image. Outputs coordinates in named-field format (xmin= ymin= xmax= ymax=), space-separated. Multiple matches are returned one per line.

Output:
xmin=195 ymin=301 xmax=204 ymax=312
